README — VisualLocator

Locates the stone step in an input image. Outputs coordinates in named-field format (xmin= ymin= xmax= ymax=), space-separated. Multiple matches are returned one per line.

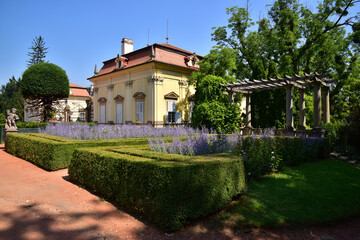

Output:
xmin=347 ymin=160 xmax=357 ymax=164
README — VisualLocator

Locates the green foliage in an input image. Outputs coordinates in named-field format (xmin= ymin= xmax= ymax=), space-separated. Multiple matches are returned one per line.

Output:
xmin=27 ymin=35 xmax=48 ymax=67
xmin=69 ymin=146 xmax=246 ymax=231
xmin=224 ymin=160 xmax=360 ymax=227
xmin=0 ymin=121 xmax=48 ymax=129
xmin=5 ymin=133 xmax=148 ymax=170
xmin=192 ymin=102 xmax=241 ymax=133
xmin=237 ymin=136 xmax=329 ymax=178
xmin=323 ymin=120 xmax=347 ymax=151
xmin=21 ymin=63 xmax=69 ymax=99
xmin=324 ymin=104 xmax=360 ymax=159
xmin=211 ymin=0 xmax=359 ymax=126
xmin=0 ymin=113 xmax=5 ymax=123
xmin=0 ymin=76 xmax=24 ymax=121
xmin=21 ymin=62 xmax=69 ymax=122
xmin=190 ymin=48 xmax=241 ymax=132
xmin=239 ymin=137 xmax=281 ymax=177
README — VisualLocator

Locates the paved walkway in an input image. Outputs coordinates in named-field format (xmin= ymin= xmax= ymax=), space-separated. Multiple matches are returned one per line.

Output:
xmin=1 ymin=144 xmax=360 ymax=240
xmin=0 ymin=144 xmax=166 ymax=240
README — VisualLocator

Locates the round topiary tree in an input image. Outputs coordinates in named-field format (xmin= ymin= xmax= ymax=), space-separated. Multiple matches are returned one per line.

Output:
xmin=21 ymin=62 xmax=69 ymax=122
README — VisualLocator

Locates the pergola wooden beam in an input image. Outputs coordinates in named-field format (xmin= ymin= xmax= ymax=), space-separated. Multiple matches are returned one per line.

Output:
xmin=222 ymin=73 xmax=338 ymax=132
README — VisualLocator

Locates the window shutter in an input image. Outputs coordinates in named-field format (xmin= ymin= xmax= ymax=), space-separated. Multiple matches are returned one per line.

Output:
xmin=167 ymin=101 xmax=176 ymax=112
xmin=175 ymin=112 xmax=181 ymax=124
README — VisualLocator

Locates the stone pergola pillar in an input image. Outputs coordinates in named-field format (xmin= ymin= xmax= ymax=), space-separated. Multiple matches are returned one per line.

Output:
xmin=298 ymin=88 xmax=306 ymax=130
xmin=313 ymin=82 xmax=322 ymax=129
xmin=244 ymin=93 xmax=252 ymax=129
xmin=285 ymin=85 xmax=294 ymax=131
xmin=322 ymin=86 xmax=330 ymax=124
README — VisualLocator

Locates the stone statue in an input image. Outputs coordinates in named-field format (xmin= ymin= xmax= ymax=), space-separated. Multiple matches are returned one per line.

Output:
xmin=5 ymin=108 xmax=19 ymax=130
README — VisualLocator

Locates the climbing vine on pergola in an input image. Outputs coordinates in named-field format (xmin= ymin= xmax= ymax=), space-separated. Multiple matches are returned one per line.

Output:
xmin=221 ymin=73 xmax=337 ymax=131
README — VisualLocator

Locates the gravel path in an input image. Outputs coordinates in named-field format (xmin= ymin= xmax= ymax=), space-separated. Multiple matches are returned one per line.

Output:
xmin=0 ymin=144 xmax=359 ymax=240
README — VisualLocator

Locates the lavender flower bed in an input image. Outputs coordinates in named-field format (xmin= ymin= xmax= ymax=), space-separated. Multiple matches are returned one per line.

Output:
xmin=148 ymin=131 xmax=329 ymax=178
xmin=148 ymin=132 xmax=241 ymax=156
xmin=40 ymin=123 xmax=200 ymax=140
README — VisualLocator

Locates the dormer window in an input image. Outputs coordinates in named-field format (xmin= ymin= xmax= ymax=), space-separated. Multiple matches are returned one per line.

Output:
xmin=114 ymin=54 xmax=128 ymax=69
xmin=185 ymin=54 xmax=200 ymax=68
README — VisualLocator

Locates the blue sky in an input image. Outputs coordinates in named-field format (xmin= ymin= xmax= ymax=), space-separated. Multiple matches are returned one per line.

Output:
xmin=0 ymin=0 xmax=357 ymax=88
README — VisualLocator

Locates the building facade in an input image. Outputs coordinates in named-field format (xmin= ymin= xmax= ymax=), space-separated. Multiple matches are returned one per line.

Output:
xmin=24 ymin=83 xmax=91 ymax=122
xmin=89 ymin=38 xmax=202 ymax=125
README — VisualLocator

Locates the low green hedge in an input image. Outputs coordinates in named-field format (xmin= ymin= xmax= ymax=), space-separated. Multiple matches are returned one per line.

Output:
xmin=0 ymin=121 xmax=48 ymax=128
xmin=5 ymin=133 xmax=149 ymax=170
xmin=237 ymin=136 xmax=330 ymax=178
xmin=69 ymin=146 xmax=246 ymax=231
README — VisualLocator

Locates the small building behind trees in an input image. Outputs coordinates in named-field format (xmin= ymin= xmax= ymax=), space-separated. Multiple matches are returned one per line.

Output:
xmin=24 ymin=82 xmax=91 ymax=122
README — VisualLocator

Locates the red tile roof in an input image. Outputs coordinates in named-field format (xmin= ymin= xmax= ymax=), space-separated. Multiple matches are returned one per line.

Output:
xmin=69 ymin=82 xmax=89 ymax=97
xmin=90 ymin=43 xmax=202 ymax=79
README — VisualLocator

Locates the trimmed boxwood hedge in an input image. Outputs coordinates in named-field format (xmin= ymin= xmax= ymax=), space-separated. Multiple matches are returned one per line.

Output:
xmin=5 ymin=133 xmax=149 ymax=170
xmin=69 ymin=146 xmax=246 ymax=231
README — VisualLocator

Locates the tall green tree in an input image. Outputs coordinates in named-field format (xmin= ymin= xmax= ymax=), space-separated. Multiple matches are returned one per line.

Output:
xmin=190 ymin=47 xmax=241 ymax=133
xmin=211 ymin=0 xmax=360 ymax=127
xmin=27 ymin=36 xmax=48 ymax=67
xmin=21 ymin=63 xmax=69 ymax=122
xmin=0 ymin=76 xmax=24 ymax=121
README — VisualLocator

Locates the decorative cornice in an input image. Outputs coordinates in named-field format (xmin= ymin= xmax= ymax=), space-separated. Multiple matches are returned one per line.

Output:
xmin=114 ymin=94 xmax=124 ymax=101
xmin=125 ymin=80 xmax=133 ymax=87
xmin=98 ymin=97 xmax=107 ymax=103
xmin=164 ymin=92 xmax=179 ymax=100
xmin=148 ymin=74 xmax=164 ymax=85
xmin=179 ymin=80 xmax=188 ymax=87
xmin=133 ymin=92 xmax=146 ymax=100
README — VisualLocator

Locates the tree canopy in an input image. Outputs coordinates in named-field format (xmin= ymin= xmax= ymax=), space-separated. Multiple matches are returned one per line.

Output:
xmin=27 ymin=36 xmax=48 ymax=67
xmin=190 ymin=47 xmax=241 ymax=133
xmin=210 ymin=0 xmax=360 ymax=127
xmin=21 ymin=62 xmax=69 ymax=121
xmin=0 ymin=76 xmax=24 ymax=121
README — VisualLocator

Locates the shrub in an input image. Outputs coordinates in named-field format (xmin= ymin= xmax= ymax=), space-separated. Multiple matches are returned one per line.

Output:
xmin=5 ymin=133 xmax=148 ymax=170
xmin=323 ymin=117 xmax=360 ymax=160
xmin=69 ymin=146 xmax=246 ymax=231
xmin=236 ymin=136 xmax=329 ymax=178
xmin=323 ymin=120 xmax=347 ymax=152
xmin=16 ymin=121 xmax=48 ymax=128
xmin=238 ymin=136 xmax=281 ymax=177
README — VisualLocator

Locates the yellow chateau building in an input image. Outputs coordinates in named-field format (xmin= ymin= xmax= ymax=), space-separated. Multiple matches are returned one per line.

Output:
xmin=89 ymin=38 xmax=202 ymax=125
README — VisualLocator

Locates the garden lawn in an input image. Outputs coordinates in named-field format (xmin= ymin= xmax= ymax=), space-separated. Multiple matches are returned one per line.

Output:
xmin=222 ymin=159 xmax=360 ymax=227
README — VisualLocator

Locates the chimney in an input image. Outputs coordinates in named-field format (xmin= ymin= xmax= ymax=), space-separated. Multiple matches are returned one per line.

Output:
xmin=121 ymin=38 xmax=134 ymax=55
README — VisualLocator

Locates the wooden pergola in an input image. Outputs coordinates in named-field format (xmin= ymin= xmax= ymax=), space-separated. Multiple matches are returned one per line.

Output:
xmin=221 ymin=73 xmax=337 ymax=131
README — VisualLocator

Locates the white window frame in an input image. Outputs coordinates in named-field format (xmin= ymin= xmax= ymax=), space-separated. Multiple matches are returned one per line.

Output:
xmin=100 ymin=103 xmax=106 ymax=123
xmin=116 ymin=102 xmax=123 ymax=124
xmin=136 ymin=101 xmax=144 ymax=123
xmin=166 ymin=101 xmax=181 ymax=124
xmin=80 ymin=112 xmax=86 ymax=122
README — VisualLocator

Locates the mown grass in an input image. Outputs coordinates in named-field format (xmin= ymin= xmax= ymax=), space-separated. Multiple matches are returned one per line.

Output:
xmin=222 ymin=159 xmax=360 ymax=227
